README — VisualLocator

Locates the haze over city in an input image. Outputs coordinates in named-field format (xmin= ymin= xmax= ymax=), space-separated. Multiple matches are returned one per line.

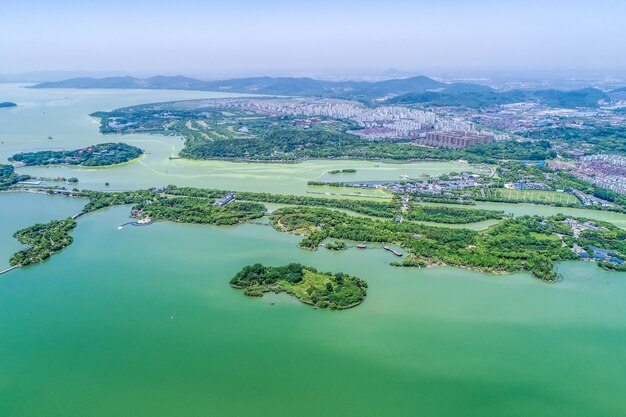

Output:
xmin=2 ymin=0 xmax=626 ymax=78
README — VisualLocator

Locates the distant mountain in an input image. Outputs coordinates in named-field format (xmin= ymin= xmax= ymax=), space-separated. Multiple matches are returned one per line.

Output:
xmin=0 ymin=102 xmax=17 ymax=108
xmin=609 ymin=87 xmax=626 ymax=101
xmin=531 ymin=88 xmax=607 ymax=108
xmin=388 ymin=87 xmax=607 ymax=108
xmin=30 ymin=75 xmax=609 ymax=108
xmin=31 ymin=75 xmax=448 ymax=98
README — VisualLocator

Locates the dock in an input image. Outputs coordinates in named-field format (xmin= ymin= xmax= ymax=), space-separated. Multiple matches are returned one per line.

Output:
xmin=383 ymin=246 xmax=403 ymax=257
xmin=0 ymin=265 xmax=21 ymax=276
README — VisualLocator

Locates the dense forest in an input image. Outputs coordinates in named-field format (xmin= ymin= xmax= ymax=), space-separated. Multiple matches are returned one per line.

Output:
xmin=138 ymin=198 xmax=266 ymax=226
xmin=270 ymin=206 xmax=583 ymax=282
xmin=405 ymin=205 xmax=505 ymax=223
xmin=230 ymin=263 xmax=367 ymax=309
xmin=81 ymin=189 xmax=265 ymax=225
xmin=10 ymin=218 xmax=77 ymax=266
xmin=10 ymin=142 xmax=143 ymax=167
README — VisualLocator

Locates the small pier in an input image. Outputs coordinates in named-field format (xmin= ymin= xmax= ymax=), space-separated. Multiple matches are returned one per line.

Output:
xmin=384 ymin=246 xmax=403 ymax=257
xmin=118 ymin=218 xmax=153 ymax=229
xmin=0 ymin=265 xmax=21 ymax=276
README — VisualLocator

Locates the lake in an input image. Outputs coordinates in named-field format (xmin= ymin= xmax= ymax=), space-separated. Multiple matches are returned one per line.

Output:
xmin=1 ymin=193 xmax=626 ymax=417
xmin=1 ymin=85 xmax=626 ymax=417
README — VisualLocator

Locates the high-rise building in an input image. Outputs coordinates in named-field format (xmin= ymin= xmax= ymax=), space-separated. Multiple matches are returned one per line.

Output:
xmin=419 ymin=131 xmax=495 ymax=149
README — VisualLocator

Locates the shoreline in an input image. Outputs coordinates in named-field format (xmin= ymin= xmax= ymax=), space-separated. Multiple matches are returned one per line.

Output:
xmin=177 ymin=154 xmax=474 ymax=166
xmin=13 ymin=153 xmax=145 ymax=171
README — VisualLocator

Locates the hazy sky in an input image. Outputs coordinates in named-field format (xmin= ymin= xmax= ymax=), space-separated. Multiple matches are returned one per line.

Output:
xmin=1 ymin=0 xmax=626 ymax=77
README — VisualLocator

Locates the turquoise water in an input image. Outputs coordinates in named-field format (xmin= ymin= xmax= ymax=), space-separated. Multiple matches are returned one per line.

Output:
xmin=2 ymin=86 xmax=626 ymax=417
xmin=1 ymin=193 xmax=626 ymax=417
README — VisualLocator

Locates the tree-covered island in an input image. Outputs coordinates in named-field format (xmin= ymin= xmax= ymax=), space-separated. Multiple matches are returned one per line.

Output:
xmin=9 ymin=142 xmax=143 ymax=167
xmin=10 ymin=218 xmax=77 ymax=266
xmin=230 ymin=263 xmax=367 ymax=309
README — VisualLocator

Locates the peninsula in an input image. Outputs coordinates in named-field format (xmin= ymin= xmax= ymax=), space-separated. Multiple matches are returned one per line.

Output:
xmin=4 ymin=185 xmax=624 ymax=283
xmin=0 ymin=164 xmax=30 ymax=189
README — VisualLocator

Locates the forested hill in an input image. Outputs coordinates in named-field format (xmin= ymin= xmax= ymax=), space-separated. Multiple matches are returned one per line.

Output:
xmin=30 ymin=75 xmax=610 ymax=108
xmin=30 ymin=75 xmax=447 ymax=98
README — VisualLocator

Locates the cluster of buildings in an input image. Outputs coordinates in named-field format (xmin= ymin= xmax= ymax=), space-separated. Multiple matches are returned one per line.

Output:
xmin=571 ymin=154 xmax=626 ymax=195
xmin=568 ymin=189 xmax=613 ymax=207
xmin=417 ymin=131 xmax=495 ymax=149
xmin=562 ymin=218 xmax=607 ymax=237
xmin=572 ymin=243 xmax=624 ymax=264
xmin=384 ymin=173 xmax=481 ymax=195
xmin=504 ymin=182 xmax=551 ymax=190
xmin=464 ymin=102 xmax=626 ymax=137
xmin=213 ymin=193 xmax=235 ymax=206
xmin=196 ymin=98 xmax=480 ymax=141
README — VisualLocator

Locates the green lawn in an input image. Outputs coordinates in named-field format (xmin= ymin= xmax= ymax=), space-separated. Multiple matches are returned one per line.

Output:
xmin=491 ymin=188 xmax=580 ymax=205
xmin=306 ymin=185 xmax=393 ymax=201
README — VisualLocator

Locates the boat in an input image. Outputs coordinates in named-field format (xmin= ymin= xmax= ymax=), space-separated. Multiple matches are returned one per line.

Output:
xmin=357 ymin=243 xmax=366 ymax=249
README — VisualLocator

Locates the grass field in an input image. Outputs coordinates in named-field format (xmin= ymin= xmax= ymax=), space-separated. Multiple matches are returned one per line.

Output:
xmin=490 ymin=188 xmax=580 ymax=205
xmin=306 ymin=185 xmax=393 ymax=200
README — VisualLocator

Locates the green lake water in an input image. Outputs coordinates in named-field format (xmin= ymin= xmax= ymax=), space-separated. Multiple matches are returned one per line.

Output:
xmin=1 ymin=85 xmax=626 ymax=416
xmin=1 ymin=194 xmax=626 ymax=417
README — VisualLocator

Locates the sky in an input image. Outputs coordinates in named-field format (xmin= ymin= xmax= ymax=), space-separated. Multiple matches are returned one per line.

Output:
xmin=1 ymin=0 xmax=626 ymax=78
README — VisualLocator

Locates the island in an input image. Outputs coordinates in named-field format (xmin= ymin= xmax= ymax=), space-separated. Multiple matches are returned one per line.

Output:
xmin=9 ymin=142 xmax=143 ymax=167
xmin=0 ymin=102 xmax=17 ymax=108
xmin=10 ymin=218 xmax=77 ymax=266
xmin=230 ymin=263 xmax=367 ymax=309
